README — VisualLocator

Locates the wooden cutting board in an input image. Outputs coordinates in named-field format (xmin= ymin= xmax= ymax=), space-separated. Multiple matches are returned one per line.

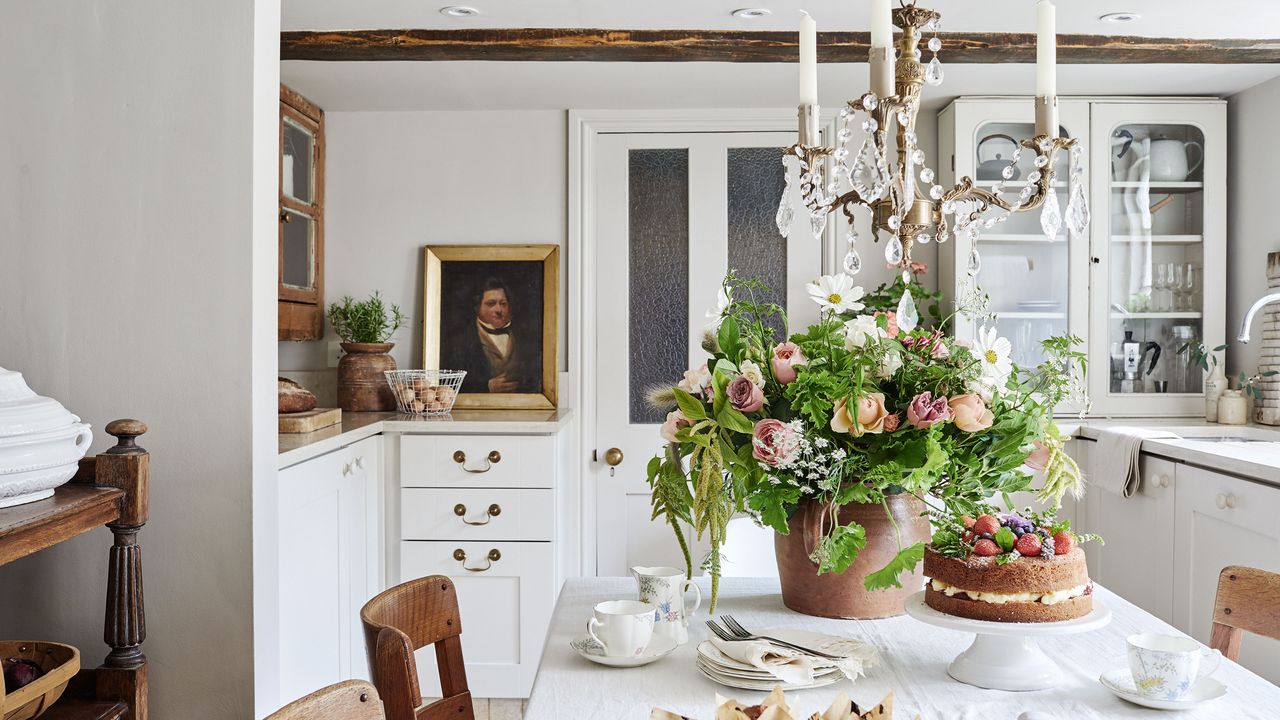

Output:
xmin=279 ymin=407 xmax=341 ymax=434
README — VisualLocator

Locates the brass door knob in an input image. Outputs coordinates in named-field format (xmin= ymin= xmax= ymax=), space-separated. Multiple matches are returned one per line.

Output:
xmin=604 ymin=448 xmax=624 ymax=466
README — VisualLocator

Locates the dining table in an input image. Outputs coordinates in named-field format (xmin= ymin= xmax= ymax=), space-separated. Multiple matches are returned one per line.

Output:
xmin=523 ymin=576 xmax=1279 ymax=720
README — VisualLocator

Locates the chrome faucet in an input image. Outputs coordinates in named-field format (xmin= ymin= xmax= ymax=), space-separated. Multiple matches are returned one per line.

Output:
xmin=1238 ymin=292 xmax=1280 ymax=343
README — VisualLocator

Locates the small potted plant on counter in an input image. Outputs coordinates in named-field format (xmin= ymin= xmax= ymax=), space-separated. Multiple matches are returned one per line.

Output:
xmin=328 ymin=292 xmax=406 ymax=412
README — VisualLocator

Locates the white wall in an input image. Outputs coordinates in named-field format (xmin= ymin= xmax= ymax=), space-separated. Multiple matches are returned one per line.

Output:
xmin=278 ymin=110 xmax=569 ymax=371
xmin=1227 ymin=76 xmax=1280 ymax=379
xmin=0 ymin=2 xmax=278 ymax=718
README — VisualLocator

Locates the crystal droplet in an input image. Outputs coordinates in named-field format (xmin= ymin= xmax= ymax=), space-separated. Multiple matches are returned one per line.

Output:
xmin=920 ymin=167 xmax=935 ymax=184
xmin=925 ymin=57 xmax=944 ymax=86
xmin=775 ymin=170 xmax=793 ymax=238
xmin=928 ymin=36 xmax=943 ymax=52
xmin=901 ymin=269 xmax=910 ymax=283
xmin=810 ymin=209 xmax=828 ymax=240
xmin=1034 ymin=154 xmax=1050 ymax=168
xmin=1065 ymin=176 xmax=1091 ymax=236
xmin=885 ymin=235 xmax=904 ymax=264
xmin=1040 ymin=191 xmax=1063 ymax=240
xmin=967 ymin=247 xmax=982 ymax=277
xmin=886 ymin=215 xmax=902 ymax=231
xmin=862 ymin=93 xmax=879 ymax=110
xmin=917 ymin=232 xmax=932 ymax=244
xmin=862 ymin=118 xmax=879 ymax=133
xmin=897 ymin=110 xmax=911 ymax=126
xmin=846 ymin=225 xmax=859 ymax=246
xmin=1039 ymin=137 xmax=1054 ymax=151
xmin=897 ymin=288 xmax=920 ymax=333
xmin=929 ymin=184 xmax=944 ymax=200
xmin=843 ymin=248 xmax=862 ymax=275
xmin=1001 ymin=165 xmax=1015 ymax=180
xmin=911 ymin=149 xmax=926 ymax=165
xmin=851 ymin=138 xmax=887 ymax=200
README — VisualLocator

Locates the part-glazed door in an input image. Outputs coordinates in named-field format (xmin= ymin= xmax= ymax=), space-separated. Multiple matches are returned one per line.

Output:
xmin=593 ymin=131 xmax=823 ymax=576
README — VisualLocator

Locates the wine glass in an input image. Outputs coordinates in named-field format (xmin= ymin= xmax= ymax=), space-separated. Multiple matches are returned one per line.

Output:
xmin=1152 ymin=263 xmax=1168 ymax=312
xmin=1172 ymin=263 xmax=1186 ymax=312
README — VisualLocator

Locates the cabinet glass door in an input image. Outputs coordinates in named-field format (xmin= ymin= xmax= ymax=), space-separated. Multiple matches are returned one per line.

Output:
xmin=1089 ymin=102 xmax=1225 ymax=415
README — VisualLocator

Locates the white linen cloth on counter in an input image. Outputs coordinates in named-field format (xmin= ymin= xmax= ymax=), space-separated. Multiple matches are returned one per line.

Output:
xmin=1093 ymin=426 xmax=1181 ymax=496
xmin=708 ymin=629 xmax=877 ymax=685
xmin=524 ymin=577 xmax=1280 ymax=720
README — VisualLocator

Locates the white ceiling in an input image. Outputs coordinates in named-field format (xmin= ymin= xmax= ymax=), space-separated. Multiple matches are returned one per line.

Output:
xmin=280 ymin=0 xmax=1280 ymax=112
xmin=283 ymin=0 xmax=1280 ymax=38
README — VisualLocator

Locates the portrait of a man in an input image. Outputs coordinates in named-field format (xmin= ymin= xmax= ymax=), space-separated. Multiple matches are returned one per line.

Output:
xmin=423 ymin=245 xmax=559 ymax=410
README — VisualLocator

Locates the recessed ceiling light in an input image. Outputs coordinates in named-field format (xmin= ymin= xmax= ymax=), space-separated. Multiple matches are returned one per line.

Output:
xmin=1099 ymin=11 xmax=1141 ymax=23
xmin=440 ymin=5 xmax=480 ymax=17
xmin=732 ymin=8 xmax=773 ymax=19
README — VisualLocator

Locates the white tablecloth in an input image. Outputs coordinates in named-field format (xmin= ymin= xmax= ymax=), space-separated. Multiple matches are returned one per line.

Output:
xmin=524 ymin=577 xmax=1279 ymax=720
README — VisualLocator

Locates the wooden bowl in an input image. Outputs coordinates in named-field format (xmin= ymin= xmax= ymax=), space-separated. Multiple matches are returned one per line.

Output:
xmin=1 ymin=642 xmax=80 ymax=720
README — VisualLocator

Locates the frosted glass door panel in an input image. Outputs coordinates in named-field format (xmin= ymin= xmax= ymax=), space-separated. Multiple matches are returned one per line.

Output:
xmin=281 ymin=209 xmax=315 ymax=290
xmin=628 ymin=148 xmax=691 ymax=424
xmin=727 ymin=146 xmax=788 ymax=338
xmin=283 ymin=116 xmax=315 ymax=204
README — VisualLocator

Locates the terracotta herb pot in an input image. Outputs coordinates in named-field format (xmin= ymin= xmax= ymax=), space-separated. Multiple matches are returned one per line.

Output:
xmin=774 ymin=493 xmax=932 ymax=619
xmin=337 ymin=342 xmax=397 ymax=412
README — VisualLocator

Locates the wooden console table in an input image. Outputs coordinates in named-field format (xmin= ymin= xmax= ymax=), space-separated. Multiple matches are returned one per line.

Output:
xmin=0 ymin=419 xmax=150 ymax=720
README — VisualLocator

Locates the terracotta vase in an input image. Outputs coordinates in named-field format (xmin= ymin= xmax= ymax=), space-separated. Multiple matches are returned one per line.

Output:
xmin=774 ymin=493 xmax=932 ymax=619
xmin=337 ymin=342 xmax=397 ymax=412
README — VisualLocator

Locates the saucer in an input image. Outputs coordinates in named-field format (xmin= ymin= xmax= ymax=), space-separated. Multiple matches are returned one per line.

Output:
xmin=1099 ymin=668 xmax=1227 ymax=710
xmin=570 ymin=633 xmax=679 ymax=668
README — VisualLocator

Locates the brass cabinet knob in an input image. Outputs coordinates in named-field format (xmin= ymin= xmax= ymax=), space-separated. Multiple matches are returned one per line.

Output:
xmin=453 ymin=547 xmax=501 ymax=571
xmin=454 ymin=503 xmax=502 ymax=525
xmin=604 ymin=447 xmax=625 ymax=466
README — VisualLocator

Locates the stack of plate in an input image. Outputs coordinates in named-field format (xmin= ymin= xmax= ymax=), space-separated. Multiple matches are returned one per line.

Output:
xmin=695 ymin=641 xmax=842 ymax=691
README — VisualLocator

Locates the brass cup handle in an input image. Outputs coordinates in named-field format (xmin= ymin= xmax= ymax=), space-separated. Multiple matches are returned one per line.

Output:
xmin=454 ymin=450 xmax=501 ymax=473
xmin=453 ymin=548 xmax=501 ymax=572
xmin=454 ymin=503 xmax=502 ymax=526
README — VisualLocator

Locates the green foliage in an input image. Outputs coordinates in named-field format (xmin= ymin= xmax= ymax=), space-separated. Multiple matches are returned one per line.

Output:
xmin=812 ymin=522 xmax=868 ymax=575
xmin=327 ymin=292 xmax=406 ymax=343
xmin=994 ymin=526 xmax=1017 ymax=552
xmin=863 ymin=542 xmax=925 ymax=590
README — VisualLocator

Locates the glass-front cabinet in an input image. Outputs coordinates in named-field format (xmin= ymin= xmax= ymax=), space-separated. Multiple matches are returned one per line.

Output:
xmin=939 ymin=97 xmax=1225 ymax=417
xmin=279 ymin=84 xmax=326 ymax=341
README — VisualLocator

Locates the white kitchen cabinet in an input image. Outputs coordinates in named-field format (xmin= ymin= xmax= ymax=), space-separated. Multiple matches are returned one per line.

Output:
xmin=1086 ymin=453 xmax=1177 ymax=624
xmin=396 ymin=430 xmax=567 ymax=699
xmin=276 ymin=435 xmax=383 ymax=703
xmin=939 ymin=98 xmax=1226 ymax=417
xmin=1173 ymin=464 xmax=1280 ymax=683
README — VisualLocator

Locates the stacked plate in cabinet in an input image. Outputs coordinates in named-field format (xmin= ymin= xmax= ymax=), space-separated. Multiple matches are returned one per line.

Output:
xmin=0 ymin=367 xmax=93 ymax=508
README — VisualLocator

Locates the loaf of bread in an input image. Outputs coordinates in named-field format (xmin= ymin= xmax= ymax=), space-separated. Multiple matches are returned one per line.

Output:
xmin=278 ymin=377 xmax=318 ymax=414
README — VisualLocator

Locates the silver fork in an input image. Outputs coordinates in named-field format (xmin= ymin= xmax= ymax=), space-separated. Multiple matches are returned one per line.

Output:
xmin=706 ymin=616 xmax=843 ymax=660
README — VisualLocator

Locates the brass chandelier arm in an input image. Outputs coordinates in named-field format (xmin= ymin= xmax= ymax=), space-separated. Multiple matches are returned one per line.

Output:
xmin=941 ymin=135 xmax=1078 ymax=226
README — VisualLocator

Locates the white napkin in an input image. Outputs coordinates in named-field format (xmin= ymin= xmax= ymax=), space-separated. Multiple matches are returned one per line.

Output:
xmin=1094 ymin=427 xmax=1181 ymax=497
xmin=708 ymin=629 xmax=877 ymax=686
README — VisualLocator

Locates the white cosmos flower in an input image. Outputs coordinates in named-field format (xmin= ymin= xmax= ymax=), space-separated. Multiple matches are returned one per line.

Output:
xmin=705 ymin=284 xmax=732 ymax=329
xmin=843 ymin=314 xmax=885 ymax=350
xmin=806 ymin=274 xmax=865 ymax=314
xmin=739 ymin=359 xmax=766 ymax=389
xmin=974 ymin=325 xmax=1013 ymax=386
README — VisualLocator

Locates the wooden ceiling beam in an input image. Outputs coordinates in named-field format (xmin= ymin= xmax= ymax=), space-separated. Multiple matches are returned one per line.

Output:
xmin=281 ymin=29 xmax=1280 ymax=64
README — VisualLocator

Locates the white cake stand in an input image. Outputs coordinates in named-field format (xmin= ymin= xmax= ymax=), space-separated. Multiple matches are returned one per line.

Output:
xmin=904 ymin=591 xmax=1111 ymax=692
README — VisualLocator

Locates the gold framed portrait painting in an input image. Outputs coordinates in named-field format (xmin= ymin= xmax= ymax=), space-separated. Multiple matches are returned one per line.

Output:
xmin=422 ymin=244 xmax=559 ymax=410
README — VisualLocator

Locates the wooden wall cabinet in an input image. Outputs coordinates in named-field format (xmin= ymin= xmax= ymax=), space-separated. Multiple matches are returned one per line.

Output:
xmin=279 ymin=84 xmax=325 ymax=341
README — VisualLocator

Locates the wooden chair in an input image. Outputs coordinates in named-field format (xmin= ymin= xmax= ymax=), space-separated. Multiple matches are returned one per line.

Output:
xmin=267 ymin=680 xmax=385 ymax=720
xmin=1210 ymin=565 xmax=1280 ymax=661
xmin=361 ymin=575 xmax=475 ymax=720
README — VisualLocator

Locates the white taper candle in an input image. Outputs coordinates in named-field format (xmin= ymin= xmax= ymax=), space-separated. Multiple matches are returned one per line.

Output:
xmin=1036 ymin=0 xmax=1057 ymax=98
xmin=799 ymin=11 xmax=818 ymax=107
xmin=870 ymin=0 xmax=892 ymax=50
xmin=869 ymin=0 xmax=895 ymax=98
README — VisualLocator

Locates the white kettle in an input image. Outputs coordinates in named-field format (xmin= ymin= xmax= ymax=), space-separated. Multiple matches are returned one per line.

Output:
xmin=1148 ymin=136 xmax=1203 ymax=182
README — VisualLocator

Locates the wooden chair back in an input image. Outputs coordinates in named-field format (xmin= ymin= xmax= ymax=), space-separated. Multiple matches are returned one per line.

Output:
xmin=361 ymin=575 xmax=474 ymax=720
xmin=1210 ymin=565 xmax=1280 ymax=661
xmin=266 ymin=680 xmax=385 ymax=720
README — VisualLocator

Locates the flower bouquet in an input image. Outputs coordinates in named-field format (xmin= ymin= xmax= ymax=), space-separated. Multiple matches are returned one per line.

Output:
xmin=646 ymin=272 xmax=1087 ymax=616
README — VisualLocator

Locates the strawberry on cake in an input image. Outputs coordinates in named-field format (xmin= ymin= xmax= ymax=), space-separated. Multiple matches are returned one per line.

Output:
xmin=924 ymin=508 xmax=1101 ymax=623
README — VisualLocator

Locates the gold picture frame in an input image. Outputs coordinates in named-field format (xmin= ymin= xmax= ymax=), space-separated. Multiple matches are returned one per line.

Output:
xmin=422 ymin=244 xmax=559 ymax=410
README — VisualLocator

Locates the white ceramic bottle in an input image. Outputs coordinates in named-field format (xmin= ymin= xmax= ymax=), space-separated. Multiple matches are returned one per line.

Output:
xmin=1204 ymin=363 xmax=1228 ymax=422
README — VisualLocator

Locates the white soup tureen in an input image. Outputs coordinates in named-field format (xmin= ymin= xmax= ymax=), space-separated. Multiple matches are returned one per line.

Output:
xmin=0 ymin=366 xmax=93 ymax=508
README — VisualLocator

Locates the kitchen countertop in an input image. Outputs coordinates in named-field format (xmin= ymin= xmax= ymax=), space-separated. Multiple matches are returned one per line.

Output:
xmin=1061 ymin=418 xmax=1280 ymax=488
xmin=278 ymin=408 xmax=573 ymax=469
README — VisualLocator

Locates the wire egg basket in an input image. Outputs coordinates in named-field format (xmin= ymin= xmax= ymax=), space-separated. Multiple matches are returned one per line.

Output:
xmin=384 ymin=370 xmax=467 ymax=416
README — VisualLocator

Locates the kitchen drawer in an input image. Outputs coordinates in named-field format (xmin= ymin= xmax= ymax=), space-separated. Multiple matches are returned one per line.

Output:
xmin=399 ymin=435 xmax=554 ymax=489
xmin=402 ymin=488 xmax=553 ymax=541
xmin=401 ymin=540 xmax=555 ymax=698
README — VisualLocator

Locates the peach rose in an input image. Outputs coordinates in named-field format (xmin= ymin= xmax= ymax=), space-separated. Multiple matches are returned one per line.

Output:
xmin=949 ymin=394 xmax=994 ymax=433
xmin=831 ymin=393 xmax=889 ymax=437
xmin=876 ymin=310 xmax=900 ymax=339
xmin=1024 ymin=440 xmax=1051 ymax=471
xmin=771 ymin=342 xmax=807 ymax=385
xmin=752 ymin=419 xmax=800 ymax=467
xmin=659 ymin=410 xmax=691 ymax=443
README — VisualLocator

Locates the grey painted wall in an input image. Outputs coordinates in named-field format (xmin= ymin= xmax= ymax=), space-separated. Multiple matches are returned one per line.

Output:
xmin=0 ymin=1 xmax=277 ymax=717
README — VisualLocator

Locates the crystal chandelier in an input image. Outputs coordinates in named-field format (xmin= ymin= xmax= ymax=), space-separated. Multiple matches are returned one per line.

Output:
xmin=777 ymin=0 xmax=1090 ymax=293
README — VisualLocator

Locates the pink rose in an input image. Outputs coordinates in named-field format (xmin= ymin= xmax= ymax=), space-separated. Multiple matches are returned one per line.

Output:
xmin=659 ymin=410 xmax=691 ymax=443
xmin=876 ymin=310 xmax=900 ymax=339
xmin=1025 ymin=440 xmax=1050 ymax=471
xmin=949 ymin=394 xmax=995 ymax=433
xmin=883 ymin=413 xmax=901 ymax=433
xmin=909 ymin=260 xmax=929 ymax=276
xmin=907 ymin=391 xmax=952 ymax=429
xmin=831 ymin=393 xmax=889 ymax=437
xmin=728 ymin=375 xmax=765 ymax=413
xmin=752 ymin=419 xmax=800 ymax=467
xmin=903 ymin=331 xmax=947 ymax=359
xmin=771 ymin=342 xmax=807 ymax=385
